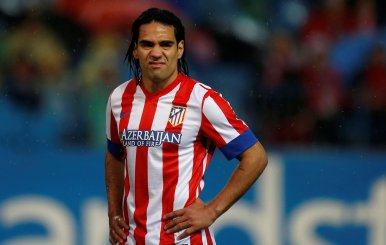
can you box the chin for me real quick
[150,71,170,81]
[149,74,164,82]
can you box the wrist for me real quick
[207,202,222,222]
[108,210,122,219]
[110,215,123,221]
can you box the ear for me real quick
[177,40,184,59]
[133,43,138,59]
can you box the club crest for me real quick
[168,105,187,127]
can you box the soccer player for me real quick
[105,8,268,245]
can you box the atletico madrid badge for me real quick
[168,105,187,127]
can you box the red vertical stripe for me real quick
[205,228,214,245]
[118,80,137,133]
[133,96,159,245]
[201,113,227,148]
[189,231,203,245]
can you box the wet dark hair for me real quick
[124,8,189,81]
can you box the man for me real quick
[105,8,268,245]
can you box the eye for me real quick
[139,41,154,48]
[160,41,174,48]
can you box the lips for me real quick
[149,61,165,68]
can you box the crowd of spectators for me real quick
[255,0,386,148]
[0,0,385,151]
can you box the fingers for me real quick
[163,213,198,240]
[109,215,128,244]
[115,216,130,230]
[164,216,189,232]
[170,223,198,241]
[177,227,193,240]
[109,229,123,245]
[162,200,213,240]
[162,209,184,221]
[164,217,195,241]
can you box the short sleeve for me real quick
[106,95,124,158]
[201,90,258,160]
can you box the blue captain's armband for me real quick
[220,129,258,160]
[107,139,124,158]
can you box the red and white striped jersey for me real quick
[106,73,257,245]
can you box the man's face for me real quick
[133,22,184,85]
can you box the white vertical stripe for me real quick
[145,84,180,244]
[201,152,209,190]
[203,97,239,143]
[177,112,182,125]
[110,81,130,120]
[173,147,194,210]
[176,236,190,245]
[201,229,208,245]
[126,234,135,245]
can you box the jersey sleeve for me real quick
[201,90,257,160]
[106,94,124,158]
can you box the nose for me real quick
[149,45,162,59]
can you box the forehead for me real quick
[138,22,176,41]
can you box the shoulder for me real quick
[110,79,137,99]
[181,77,219,105]
[182,75,216,95]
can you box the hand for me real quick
[109,215,129,244]
[162,199,216,240]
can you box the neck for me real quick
[142,72,179,93]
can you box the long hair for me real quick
[124,8,189,82]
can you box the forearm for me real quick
[105,151,125,218]
[207,142,268,219]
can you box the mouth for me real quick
[149,61,165,69]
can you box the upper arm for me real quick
[237,142,268,174]
[237,142,267,164]
[105,150,125,165]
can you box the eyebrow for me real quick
[138,40,175,46]
[159,40,175,46]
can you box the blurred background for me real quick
[0,0,385,245]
